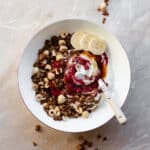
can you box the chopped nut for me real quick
[41,59,47,65]
[56,53,64,61]
[47,72,55,80]
[58,40,66,45]
[35,124,41,132]
[52,49,56,56]
[43,77,49,83]
[45,64,51,70]
[40,85,44,89]
[100,2,107,12]
[55,106,60,112]
[43,50,49,56]
[38,81,44,85]
[54,107,61,116]
[44,83,49,88]
[48,109,55,117]
[55,69,59,75]
[57,94,66,104]
[60,32,68,39]
[39,54,45,60]
[49,105,53,109]
[33,67,39,74]
[42,103,49,109]
[82,111,89,118]
[40,69,46,73]
[55,111,61,116]
[32,83,38,90]
[59,68,63,73]
[59,45,68,52]
[35,94,45,101]
[79,95,85,101]
[77,107,83,114]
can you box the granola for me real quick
[31,32,108,120]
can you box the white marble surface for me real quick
[0,0,150,150]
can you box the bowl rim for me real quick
[17,18,131,133]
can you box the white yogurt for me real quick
[71,53,100,85]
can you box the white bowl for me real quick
[18,19,131,133]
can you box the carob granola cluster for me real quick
[32,124,108,149]
[76,135,108,150]
[97,0,110,24]
[31,32,108,120]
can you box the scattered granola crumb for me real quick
[102,10,109,16]
[35,124,41,132]
[76,139,93,150]
[97,0,110,23]
[87,141,92,147]
[104,0,109,4]
[97,7,101,12]
[102,18,106,24]
[103,136,107,141]
[76,143,85,150]
[97,134,101,139]
[33,141,37,146]
[76,134,109,149]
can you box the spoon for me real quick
[98,79,127,124]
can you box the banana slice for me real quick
[71,31,106,55]
[89,38,106,55]
[80,34,95,50]
[71,32,86,49]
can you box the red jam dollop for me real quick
[64,52,108,95]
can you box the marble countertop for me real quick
[0,0,150,150]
